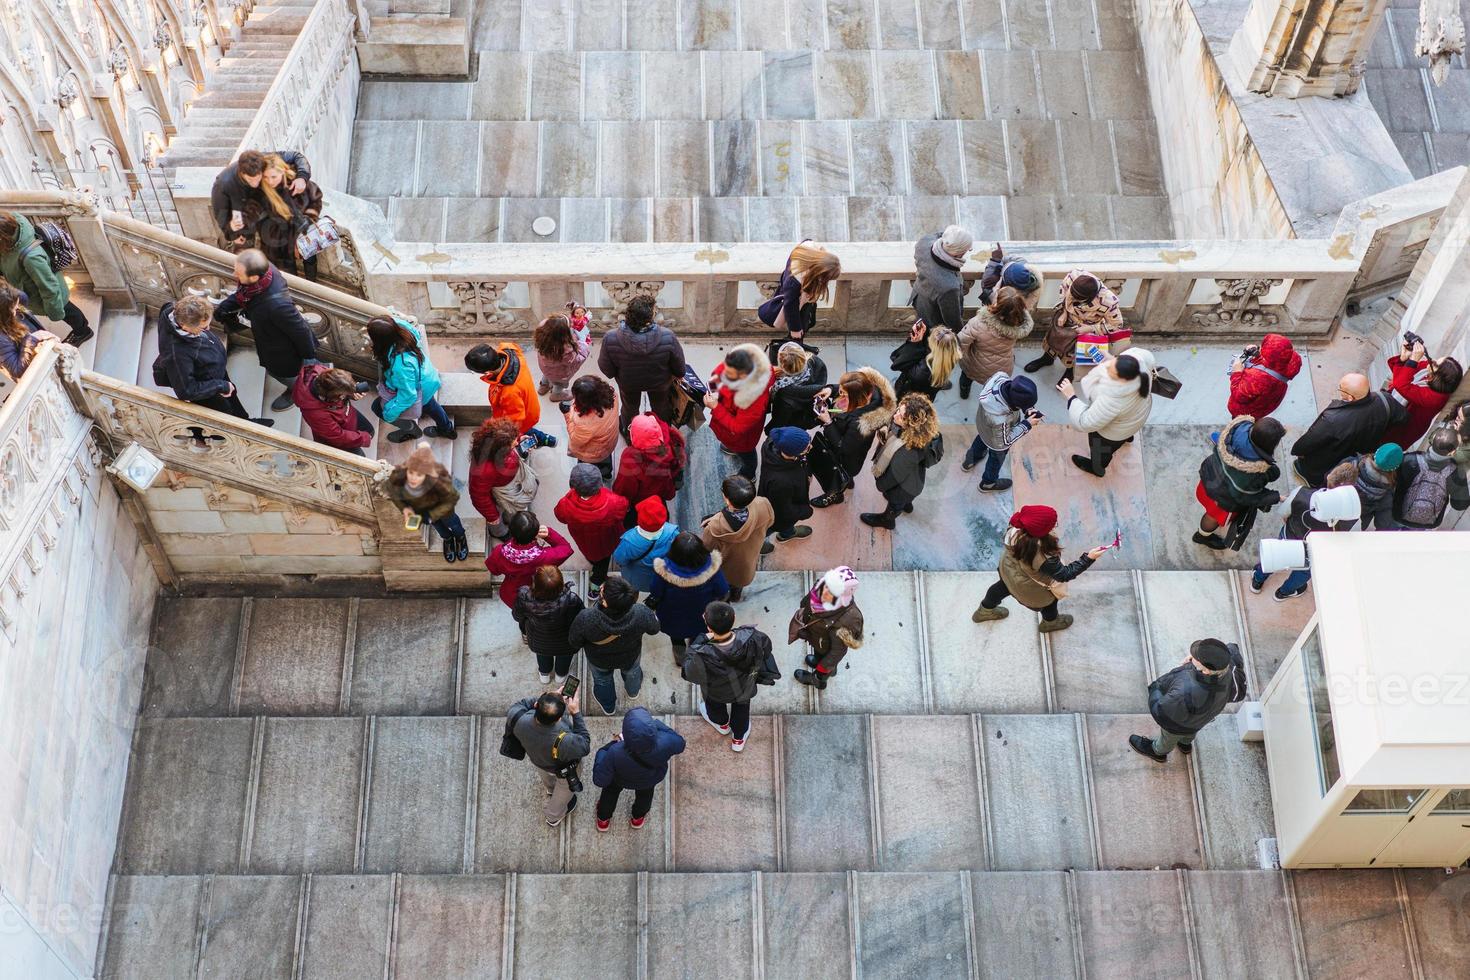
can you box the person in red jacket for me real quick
[703,343,774,479]
[612,412,686,521]
[485,511,573,607]
[465,340,556,446]
[554,462,629,601]
[1383,337,1462,448]
[1226,334,1301,419]
[292,364,375,454]
[468,418,522,540]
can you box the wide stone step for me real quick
[113,709,1268,877]
[140,567,1304,721]
[99,868,1456,980]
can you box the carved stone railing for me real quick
[232,0,361,181]
[62,357,391,526]
[0,189,394,376]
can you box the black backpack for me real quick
[1226,643,1249,704]
[498,704,532,760]
[26,220,78,271]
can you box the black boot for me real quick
[794,668,827,689]
[803,653,819,668]
[454,534,469,562]
[810,490,845,509]
[859,506,899,529]
[388,423,423,443]
[1023,352,1054,374]
[727,585,743,602]
[442,535,455,563]
[958,373,972,400]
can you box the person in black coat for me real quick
[210,149,312,249]
[1291,373,1407,486]
[758,427,815,542]
[810,367,897,508]
[511,566,585,684]
[681,601,778,751]
[765,341,828,431]
[861,394,945,529]
[151,295,272,426]
[1131,638,1236,763]
[568,576,662,714]
[597,294,687,434]
[212,248,319,412]
[590,706,686,831]
[890,319,960,400]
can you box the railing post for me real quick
[1136,275,1193,333]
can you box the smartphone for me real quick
[560,674,580,699]
[354,381,372,394]
[516,433,538,456]
[404,513,422,531]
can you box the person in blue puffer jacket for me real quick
[591,706,685,832]
[366,314,456,442]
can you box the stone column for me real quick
[1229,0,1390,97]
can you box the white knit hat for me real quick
[938,224,973,259]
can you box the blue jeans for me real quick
[371,395,453,433]
[431,510,465,541]
[590,661,643,712]
[1252,528,1310,594]
[963,436,1008,485]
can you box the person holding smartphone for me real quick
[971,505,1106,634]
[382,442,468,563]
[505,686,590,827]
[962,373,1040,493]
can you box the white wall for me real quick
[0,431,160,976]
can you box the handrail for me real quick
[65,362,391,525]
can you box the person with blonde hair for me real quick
[766,340,829,431]
[758,239,841,343]
[256,153,323,280]
[890,319,959,400]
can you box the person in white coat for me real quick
[1058,349,1156,476]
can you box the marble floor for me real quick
[349,0,1174,242]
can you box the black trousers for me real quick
[618,383,676,434]
[596,783,655,820]
[704,698,751,739]
[61,301,90,338]
[1088,431,1128,475]
[534,652,574,677]
[589,556,611,587]
[196,389,250,420]
[981,579,1059,621]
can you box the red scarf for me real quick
[234,263,275,304]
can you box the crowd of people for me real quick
[5,194,1469,824]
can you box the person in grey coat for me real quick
[1130,638,1235,763]
[910,225,972,334]
[961,373,1040,493]
[508,690,591,825]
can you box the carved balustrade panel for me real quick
[70,368,391,524]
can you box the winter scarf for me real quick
[235,264,276,304]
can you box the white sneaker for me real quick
[538,672,552,684]
[731,735,747,753]
[698,701,730,736]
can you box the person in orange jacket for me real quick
[465,341,557,446]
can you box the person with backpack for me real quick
[151,295,272,426]
[486,511,573,606]
[465,340,555,446]
[682,601,779,752]
[1393,427,1469,529]
[1192,416,1286,551]
[211,249,319,413]
[591,706,685,832]
[612,497,680,594]
[1226,334,1302,419]
[704,344,775,479]
[568,576,661,715]
[504,689,589,827]
[1130,638,1238,764]
[0,211,91,345]
[790,566,864,690]
[512,565,584,685]
[597,294,686,434]
[554,463,629,602]
[292,365,374,454]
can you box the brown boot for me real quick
[971,605,1009,623]
[1038,613,1074,633]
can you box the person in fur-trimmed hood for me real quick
[647,532,730,658]
[860,393,944,530]
[704,343,775,479]
[811,367,897,507]
[790,566,864,690]
[1193,416,1285,551]
[957,285,1034,399]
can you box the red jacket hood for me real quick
[555,487,629,524]
[1259,334,1301,378]
[292,362,334,407]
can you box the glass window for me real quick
[1431,789,1470,814]
[1343,788,1428,813]
[1301,627,1340,796]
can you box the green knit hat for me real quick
[1374,443,1403,471]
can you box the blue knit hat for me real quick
[1000,260,1039,294]
[770,427,811,457]
[999,376,1038,410]
[1374,443,1403,471]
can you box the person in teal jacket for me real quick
[612,496,680,594]
[0,212,92,345]
[366,315,456,442]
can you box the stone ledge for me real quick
[357,18,469,78]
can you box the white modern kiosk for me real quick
[1261,532,1470,868]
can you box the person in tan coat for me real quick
[957,286,1034,399]
[700,475,775,602]
[970,506,1106,633]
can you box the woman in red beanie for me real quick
[970,506,1107,633]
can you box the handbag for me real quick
[1074,327,1133,367]
[499,704,532,759]
[1152,366,1183,400]
[295,215,341,260]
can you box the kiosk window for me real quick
[1343,788,1427,813]
[1431,789,1470,814]
[1301,628,1340,796]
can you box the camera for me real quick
[558,762,583,794]
[1240,344,1260,362]
[354,381,372,394]
[1403,330,1423,349]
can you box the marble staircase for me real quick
[159,0,318,171]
